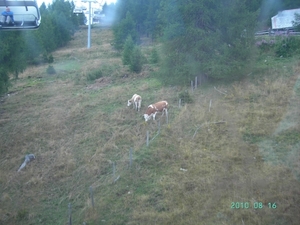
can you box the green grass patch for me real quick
[54,60,82,72]
[87,69,103,81]
[274,129,300,145]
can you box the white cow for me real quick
[144,101,168,122]
[127,94,142,111]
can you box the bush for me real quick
[129,46,144,73]
[179,90,193,104]
[275,36,300,57]
[149,48,159,64]
[43,53,54,64]
[48,54,54,63]
[46,65,56,75]
[87,69,103,81]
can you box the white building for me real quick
[271,8,300,30]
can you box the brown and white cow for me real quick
[144,101,168,122]
[127,94,142,111]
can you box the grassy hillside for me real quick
[0,27,300,225]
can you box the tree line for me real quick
[111,0,300,84]
[0,0,85,94]
[1,0,300,94]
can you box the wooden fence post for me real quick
[113,162,116,178]
[68,203,72,225]
[146,131,149,147]
[158,120,161,132]
[166,112,169,124]
[129,148,133,168]
[89,186,94,209]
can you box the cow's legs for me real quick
[153,112,157,120]
[137,101,140,111]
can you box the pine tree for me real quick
[112,11,138,50]
[122,35,135,65]
[129,46,144,73]
[158,0,260,83]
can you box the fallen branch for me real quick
[192,124,206,139]
[210,121,226,124]
[18,154,35,172]
[214,86,227,95]
[113,175,120,183]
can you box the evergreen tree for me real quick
[0,32,26,80]
[0,68,9,94]
[37,13,57,52]
[144,0,162,39]
[158,0,259,84]
[122,35,135,65]
[129,46,144,73]
[112,11,138,50]
[113,0,157,40]
[0,28,25,92]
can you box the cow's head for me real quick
[127,100,132,107]
[144,114,151,122]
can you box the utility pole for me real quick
[82,0,98,49]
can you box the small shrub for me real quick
[16,208,28,221]
[149,48,159,64]
[87,69,103,81]
[48,54,54,63]
[46,65,56,75]
[178,91,193,104]
[43,53,54,63]
[275,36,300,57]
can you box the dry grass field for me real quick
[0,26,300,225]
